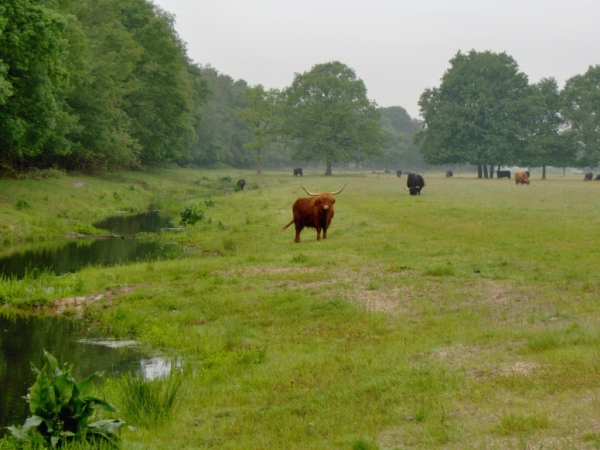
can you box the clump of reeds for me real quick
[117,371,184,428]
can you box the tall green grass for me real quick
[116,372,183,428]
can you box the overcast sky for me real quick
[152,0,600,119]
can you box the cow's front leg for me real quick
[316,226,322,241]
[322,227,327,240]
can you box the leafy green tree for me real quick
[282,61,384,175]
[119,1,199,165]
[236,85,281,174]
[416,50,532,178]
[562,65,600,168]
[186,66,252,167]
[0,0,76,169]
[59,0,144,170]
[520,78,574,178]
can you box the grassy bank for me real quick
[3,169,600,449]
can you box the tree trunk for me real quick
[324,159,332,176]
[256,149,262,174]
[497,165,501,178]
[477,164,482,178]
[542,165,546,180]
[483,164,488,179]
[489,164,494,179]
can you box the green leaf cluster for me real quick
[0,0,209,173]
[562,65,600,167]
[6,351,130,448]
[179,205,204,226]
[280,61,385,175]
[416,50,600,172]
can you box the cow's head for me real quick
[301,184,347,211]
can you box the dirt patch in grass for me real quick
[53,284,143,315]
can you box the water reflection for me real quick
[0,211,180,279]
[0,239,180,279]
[0,314,166,431]
[93,211,174,236]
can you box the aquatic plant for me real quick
[179,205,204,226]
[6,351,131,448]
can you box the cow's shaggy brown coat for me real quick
[282,185,347,243]
[515,171,530,185]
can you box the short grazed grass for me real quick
[2,169,600,449]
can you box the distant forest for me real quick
[0,0,424,175]
[2,1,599,177]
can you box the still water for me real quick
[0,313,170,432]
[0,211,179,279]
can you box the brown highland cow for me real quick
[515,171,530,185]
[281,184,347,243]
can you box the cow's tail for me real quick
[281,219,294,232]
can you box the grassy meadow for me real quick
[2,168,600,449]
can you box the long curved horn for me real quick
[331,183,348,195]
[301,186,319,196]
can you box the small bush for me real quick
[112,192,122,201]
[203,198,215,208]
[15,200,30,210]
[179,205,204,226]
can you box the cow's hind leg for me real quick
[295,224,303,243]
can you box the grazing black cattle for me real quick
[446,170,453,178]
[406,173,425,195]
[396,170,402,177]
[293,168,303,177]
[584,172,593,181]
[594,175,600,181]
[497,170,511,179]
[236,179,245,190]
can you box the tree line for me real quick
[416,50,600,178]
[3,2,600,176]
[0,0,422,176]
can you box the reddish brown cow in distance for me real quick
[515,171,530,185]
[281,184,347,243]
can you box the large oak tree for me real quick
[281,61,384,176]
[562,65,600,168]
[416,50,532,178]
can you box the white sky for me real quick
[152,0,600,119]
